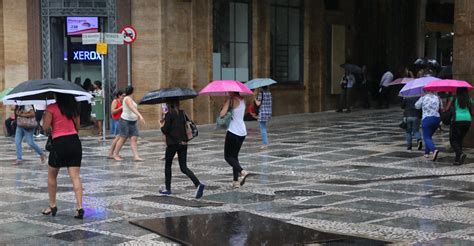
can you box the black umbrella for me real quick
[139,87,197,105]
[438,66,452,79]
[340,63,362,74]
[2,78,92,104]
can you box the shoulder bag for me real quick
[16,116,37,130]
[216,99,233,129]
[183,111,198,141]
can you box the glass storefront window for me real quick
[270,0,303,84]
[213,0,251,82]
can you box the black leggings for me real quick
[224,131,246,181]
[450,121,471,161]
[164,144,200,191]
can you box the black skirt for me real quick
[48,134,82,168]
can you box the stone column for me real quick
[453,0,474,147]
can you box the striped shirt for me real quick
[257,91,272,122]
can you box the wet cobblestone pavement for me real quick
[1,108,474,245]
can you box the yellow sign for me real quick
[96,43,108,55]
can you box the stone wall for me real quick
[453,0,474,147]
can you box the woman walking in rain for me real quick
[41,93,84,219]
[444,87,472,165]
[107,89,124,159]
[220,92,249,188]
[401,97,422,151]
[110,86,146,161]
[415,90,442,161]
[254,86,272,148]
[158,99,205,198]
[14,105,46,165]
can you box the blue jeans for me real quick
[15,126,44,160]
[259,121,268,145]
[405,117,421,148]
[110,119,120,135]
[421,116,440,154]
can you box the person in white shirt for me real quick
[336,71,355,113]
[378,70,393,108]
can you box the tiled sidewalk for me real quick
[0,108,473,245]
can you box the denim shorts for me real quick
[119,118,139,137]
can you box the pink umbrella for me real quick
[423,79,473,93]
[389,77,414,86]
[199,80,253,96]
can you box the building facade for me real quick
[0,0,466,132]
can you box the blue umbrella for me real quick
[245,78,277,90]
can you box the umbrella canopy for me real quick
[423,79,473,93]
[2,78,92,105]
[199,80,253,96]
[139,87,198,105]
[399,76,440,97]
[389,77,414,86]
[245,78,277,90]
[0,87,13,101]
[340,63,362,74]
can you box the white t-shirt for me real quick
[228,99,247,137]
[121,97,138,121]
[379,71,394,87]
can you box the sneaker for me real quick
[195,184,205,199]
[432,150,439,162]
[407,146,412,151]
[459,153,467,165]
[13,159,22,165]
[240,171,249,186]
[453,161,461,166]
[232,181,240,188]
[158,189,172,196]
[417,140,423,151]
[336,109,343,113]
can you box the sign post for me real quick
[120,26,138,86]
[82,27,137,141]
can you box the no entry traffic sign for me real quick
[120,25,137,44]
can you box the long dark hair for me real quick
[125,86,134,96]
[166,99,180,114]
[55,93,79,119]
[456,87,470,109]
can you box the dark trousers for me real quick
[338,88,350,110]
[164,144,200,191]
[224,131,246,181]
[35,110,44,135]
[450,121,471,161]
[378,86,390,108]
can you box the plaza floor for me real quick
[1,108,474,245]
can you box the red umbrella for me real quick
[423,79,473,93]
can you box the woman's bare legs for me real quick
[108,135,120,158]
[67,166,83,209]
[47,166,60,208]
[131,136,143,161]
[112,136,127,160]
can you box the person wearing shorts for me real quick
[110,86,146,161]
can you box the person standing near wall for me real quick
[378,70,394,109]
[254,86,272,148]
[336,71,355,113]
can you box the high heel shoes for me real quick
[74,208,84,219]
[41,206,57,217]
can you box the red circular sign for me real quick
[120,25,137,44]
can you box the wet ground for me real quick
[1,108,474,245]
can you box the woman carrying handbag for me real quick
[14,105,46,165]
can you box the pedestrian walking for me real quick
[107,89,124,159]
[401,97,422,151]
[41,93,84,219]
[110,86,146,161]
[378,70,393,109]
[415,91,442,161]
[254,86,272,148]
[220,92,249,188]
[336,71,355,113]
[444,87,472,165]
[14,105,46,165]
[158,99,205,198]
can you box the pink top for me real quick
[46,104,77,139]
